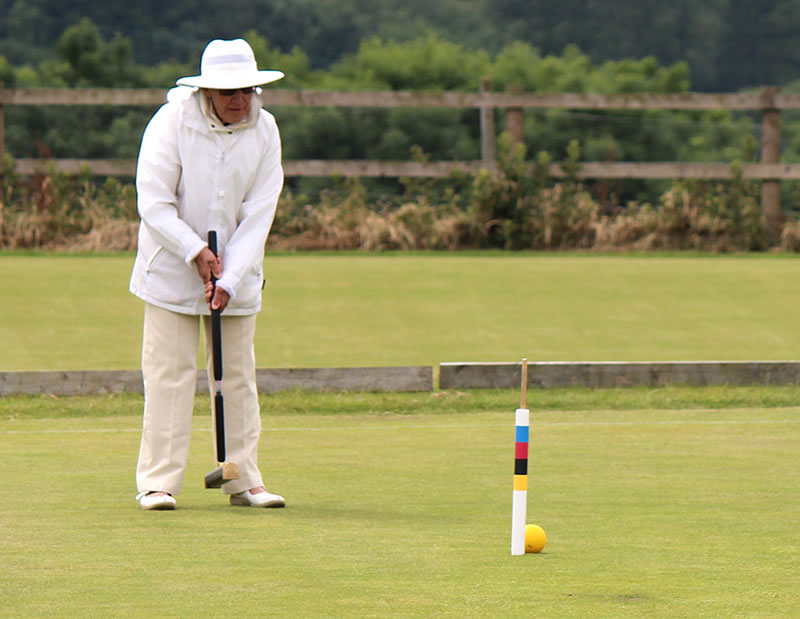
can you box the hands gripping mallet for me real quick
[204,231,241,488]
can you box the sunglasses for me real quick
[217,87,256,96]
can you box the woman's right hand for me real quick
[194,247,222,284]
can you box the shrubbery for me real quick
[0,157,138,251]
[0,139,788,253]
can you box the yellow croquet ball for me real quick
[525,524,547,553]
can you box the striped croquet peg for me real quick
[511,406,530,555]
[511,358,529,556]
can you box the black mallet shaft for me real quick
[204,230,240,489]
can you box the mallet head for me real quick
[204,462,240,488]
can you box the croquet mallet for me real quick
[204,230,240,488]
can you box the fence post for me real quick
[505,85,524,149]
[760,87,782,242]
[0,83,4,168]
[480,77,495,166]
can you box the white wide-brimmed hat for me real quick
[176,39,284,89]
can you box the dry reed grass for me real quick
[0,159,789,253]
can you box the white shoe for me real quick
[230,489,285,508]
[136,491,176,511]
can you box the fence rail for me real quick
[13,158,800,181]
[0,85,795,237]
[4,86,800,109]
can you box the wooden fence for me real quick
[2,84,800,238]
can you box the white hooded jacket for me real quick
[129,86,283,315]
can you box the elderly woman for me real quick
[130,39,285,510]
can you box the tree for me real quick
[57,18,140,87]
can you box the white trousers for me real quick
[136,303,264,496]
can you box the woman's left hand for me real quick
[205,281,230,312]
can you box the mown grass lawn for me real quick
[3,252,799,616]
[4,251,800,371]
[1,389,798,617]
